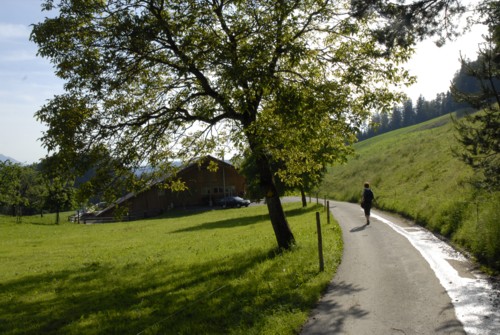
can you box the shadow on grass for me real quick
[171,213,269,233]
[171,204,320,234]
[0,247,319,335]
[285,205,321,218]
[0,216,58,226]
[18,220,59,226]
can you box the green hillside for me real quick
[318,114,500,271]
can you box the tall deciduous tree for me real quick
[31,0,460,249]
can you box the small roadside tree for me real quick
[451,0,500,191]
[44,177,75,224]
[32,0,463,249]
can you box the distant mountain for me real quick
[0,154,19,163]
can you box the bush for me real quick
[454,192,500,270]
[436,200,468,237]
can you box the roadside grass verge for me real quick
[0,202,342,334]
[318,114,499,271]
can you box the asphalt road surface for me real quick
[299,200,498,335]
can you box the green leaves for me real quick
[0,162,48,217]
[32,0,412,158]
[31,0,430,205]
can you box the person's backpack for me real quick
[362,189,374,207]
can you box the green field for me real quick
[0,203,342,334]
[318,114,500,271]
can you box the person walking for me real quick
[361,182,374,225]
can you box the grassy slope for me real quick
[318,114,499,270]
[320,115,473,228]
[0,203,342,335]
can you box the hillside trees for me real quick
[358,89,471,140]
[31,0,464,249]
[0,161,30,219]
[0,162,47,219]
[0,161,76,222]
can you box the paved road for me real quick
[300,200,466,335]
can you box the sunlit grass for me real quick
[0,202,342,334]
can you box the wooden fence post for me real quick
[327,201,330,224]
[316,212,324,272]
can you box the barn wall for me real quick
[101,157,246,219]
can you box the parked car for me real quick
[217,196,251,208]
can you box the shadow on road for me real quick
[435,301,466,334]
[349,224,368,233]
[301,281,368,334]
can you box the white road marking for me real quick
[371,212,500,335]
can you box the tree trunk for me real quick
[242,111,295,249]
[256,154,295,249]
[300,188,307,207]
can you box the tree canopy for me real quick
[32,0,464,248]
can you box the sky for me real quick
[0,0,488,164]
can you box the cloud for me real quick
[0,23,31,40]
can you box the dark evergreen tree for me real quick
[415,95,428,123]
[403,98,415,127]
[380,112,390,134]
[434,93,445,116]
[391,105,403,130]
[452,0,500,191]
[368,113,382,137]
[443,91,460,115]
[452,61,482,95]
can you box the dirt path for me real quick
[299,200,499,335]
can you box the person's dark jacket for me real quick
[363,188,374,207]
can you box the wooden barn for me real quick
[98,156,246,219]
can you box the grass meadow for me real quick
[0,202,342,334]
[318,114,500,271]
